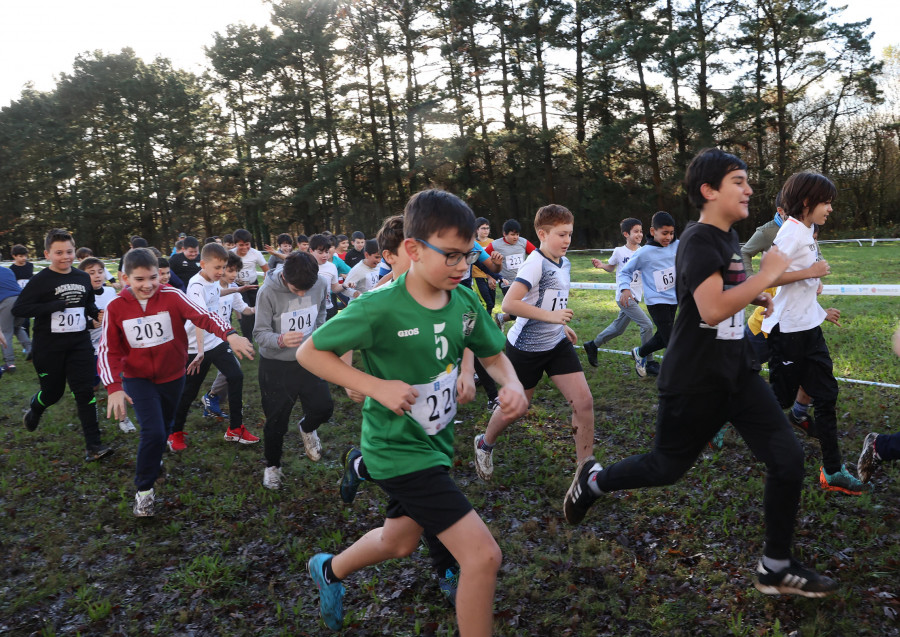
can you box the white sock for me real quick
[586,465,603,496]
[762,556,790,572]
[352,456,364,480]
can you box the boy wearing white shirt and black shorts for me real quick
[231,228,267,342]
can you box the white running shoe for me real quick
[474,434,494,481]
[300,428,323,462]
[118,416,137,433]
[133,489,155,517]
[263,466,286,490]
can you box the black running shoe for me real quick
[85,444,114,462]
[563,455,601,525]
[583,340,599,367]
[340,447,363,504]
[788,409,816,437]
[23,408,40,432]
[754,559,838,598]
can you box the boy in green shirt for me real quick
[298,189,528,634]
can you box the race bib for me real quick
[539,288,569,312]
[366,270,381,291]
[238,267,256,284]
[505,253,524,271]
[653,266,675,292]
[123,312,174,348]
[280,306,316,336]
[716,310,745,340]
[218,302,232,321]
[410,366,458,435]
[51,308,86,333]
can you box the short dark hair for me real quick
[281,251,320,291]
[158,257,170,269]
[77,257,105,272]
[11,244,28,256]
[651,211,676,229]
[182,236,199,249]
[336,234,348,244]
[685,148,748,210]
[534,204,573,232]
[775,189,784,210]
[45,228,74,251]
[201,243,229,262]
[130,236,148,248]
[233,229,253,243]
[276,233,293,246]
[204,237,218,245]
[123,247,158,274]
[308,234,331,252]
[376,215,404,255]
[351,231,365,241]
[296,234,309,245]
[148,247,162,257]
[175,240,184,250]
[75,247,93,259]
[502,219,521,235]
[223,234,234,244]
[364,239,379,255]
[620,218,642,234]
[780,172,837,221]
[474,217,490,228]
[404,190,475,243]
[226,253,243,270]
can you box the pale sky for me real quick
[0,0,897,108]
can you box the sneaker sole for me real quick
[818,470,865,496]
[86,448,114,462]
[857,434,877,483]
[753,581,834,598]
[563,455,597,525]
[224,433,259,444]
[473,436,493,481]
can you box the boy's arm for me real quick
[772,260,830,286]
[524,240,537,253]
[174,289,254,359]
[297,339,419,415]
[501,280,573,325]
[252,290,284,351]
[740,227,773,273]
[11,277,67,318]
[457,349,477,404]
[693,246,790,326]
[97,303,128,394]
[592,258,615,273]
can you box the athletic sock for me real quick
[791,401,809,419]
[352,456,367,481]
[477,435,495,452]
[762,556,790,572]
[322,556,341,584]
[137,489,152,498]
[587,468,603,496]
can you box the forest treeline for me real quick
[1,0,898,255]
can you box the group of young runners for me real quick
[5,147,899,635]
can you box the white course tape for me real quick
[571,282,900,296]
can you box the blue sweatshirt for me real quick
[616,240,679,305]
[0,267,22,303]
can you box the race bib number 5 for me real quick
[123,312,174,348]
[653,266,675,292]
[410,366,459,435]
[280,306,316,336]
[51,308,86,333]
[539,288,569,312]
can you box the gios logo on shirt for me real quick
[462,311,476,336]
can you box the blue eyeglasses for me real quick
[416,239,481,266]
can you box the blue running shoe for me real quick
[438,566,459,607]
[308,553,344,631]
[201,392,228,419]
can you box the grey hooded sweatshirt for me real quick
[253,268,329,361]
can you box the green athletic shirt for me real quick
[312,272,506,479]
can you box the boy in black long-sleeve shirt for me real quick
[12,229,112,461]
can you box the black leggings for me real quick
[173,341,244,432]
[31,343,102,448]
[239,288,258,343]
[595,373,804,560]
[638,303,677,357]
[475,278,496,315]
[259,356,333,467]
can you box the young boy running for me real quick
[310,234,352,319]
[201,253,256,420]
[168,243,258,451]
[254,251,333,487]
[98,248,254,516]
[12,229,111,461]
[615,211,678,378]
[473,204,595,487]
[79,257,135,433]
[564,148,838,598]
[761,172,867,495]
[231,229,267,342]
[8,244,34,361]
[342,239,381,299]
[298,190,528,634]
[583,217,653,368]
[487,219,536,327]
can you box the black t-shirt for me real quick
[8,262,34,288]
[657,221,757,394]
[11,267,97,351]
[343,248,365,268]
[169,253,201,285]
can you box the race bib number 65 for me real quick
[122,312,174,348]
[410,367,459,435]
[653,266,675,292]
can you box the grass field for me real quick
[1,243,899,636]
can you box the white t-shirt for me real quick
[608,245,643,303]
[507,250,570,352]
[761,217,827,334]
[318,261,339,309]
[184,273,223,353]
[89,287,118,353]
[232,248,267,285]
[218,282,249,326]
[345,261,379,298]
